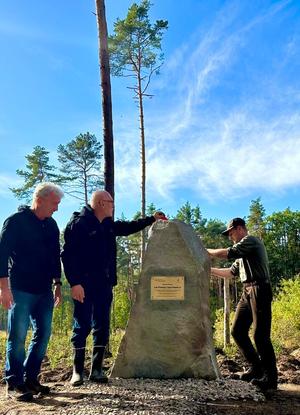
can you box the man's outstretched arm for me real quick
[207,248,228,259]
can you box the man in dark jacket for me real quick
[0,182,63,401]
[62,190,166,386]
[207,218,277,391]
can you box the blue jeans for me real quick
[71,284,113,350]
[5,289,54,386]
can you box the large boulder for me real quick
[111,220,220,379]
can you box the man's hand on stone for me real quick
[154,211,167,221]
[207,249,214,258]
[0,287,14,309]
[71,284,85,303]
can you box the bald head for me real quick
[90,190,114,221]
[90,191,112,208]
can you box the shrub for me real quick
[213,307,237,356]
[272,275,300,350]
[111,282,131,330]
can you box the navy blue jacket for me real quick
[0,206,61,294]
[61,205,155,288]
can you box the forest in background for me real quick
[0,0,299,372]
[0,197,299,369]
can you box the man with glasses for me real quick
[207,217,277,391]
[62,190,166,386]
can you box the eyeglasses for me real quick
[101,199,114,204]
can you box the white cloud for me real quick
[114,0,300,204]
[116,110,300,202]
[0,174,21,197]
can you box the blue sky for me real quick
[0,0,299,230]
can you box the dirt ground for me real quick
[214,349,300,415]
[0,350,299,415]
[202,384,300,415]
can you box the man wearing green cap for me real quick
[207,217,277,391]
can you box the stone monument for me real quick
[111,220,220,379]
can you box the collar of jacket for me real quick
[79,204,94,217]
[18,204,52,224]
[79,205,113,224]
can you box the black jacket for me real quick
[61,205,155,288]
[0,206,61,294]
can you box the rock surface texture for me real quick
[112,220,219,379]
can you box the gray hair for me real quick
[33,182,64,200]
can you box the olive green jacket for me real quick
[228,235,270,284]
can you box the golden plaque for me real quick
[151,276,184,300]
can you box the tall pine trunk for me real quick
[95,0,114,200]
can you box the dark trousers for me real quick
[231,283,277,380]
[71,284,113,350]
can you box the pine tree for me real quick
[247,197,266,239]
[57,132,104,204]
[10,146,63,202]
[108,0,168,258]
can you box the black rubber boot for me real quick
[89,346,108,383]
[251,366,278,391]
[70,348,85,386]
[251,373,278,390]
[240,365,263,382]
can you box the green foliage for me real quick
[175,202,207,233]
[111,280,131,330]
[209,289,219,326]
[175,203,229,271]
[272,275,300,350]
[174,202,228,248]
[213,308,237,355]
[247,197,266,239]
[130,204,164,219]
[57,132,104,205]
[1,199,299,369]
[10,146,64,202]
[246,198,299,287]
[264,208,300,285]
[0,331,6,368]
[146,202,157,216]
[213,276,300,356]
[109,329,125,359]
[47,332,73,369]
[116,205,161,281]
[51,284,73,336]
[201,219,229,250]
[10,132,104,206]
[108,0,168,83]
[117,222,141,281]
